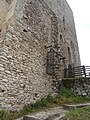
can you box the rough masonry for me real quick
[0,0,80,111]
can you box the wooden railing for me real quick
[64,66,90,78]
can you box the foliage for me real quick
[1,88,90,120]
[63,106,90,120]
[57,87,90,105]
[0,95,56,120]
[0,110,14,120]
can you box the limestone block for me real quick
[23,116,41,120]
[0,0,81,111]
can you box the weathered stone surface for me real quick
[22,107,68,120]
[23,116,41,120]
[63,103,90,110]
[0,0,80,110]
[63,78,90,97]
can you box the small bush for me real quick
[58,87,75,98]
[0,110,14,120]
[34,95,55,109]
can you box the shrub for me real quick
[0,110,14,120]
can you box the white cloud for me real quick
[67,0,90,65]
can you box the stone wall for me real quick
[63,78,90,97]
[44,0,81,67]
[0,0,81,111]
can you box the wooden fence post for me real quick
[83,65,86,77]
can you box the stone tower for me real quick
[0,0,80,110]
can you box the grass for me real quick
[57,87,90,105]
[1,87,90,120]
[0,95,57,120]
[0,110,14,120]
[63,106,90,120]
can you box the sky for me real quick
[66,0,90,65]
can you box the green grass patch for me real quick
[0,95,57,120]
[57,87,90,105]
[63,106,90,120]
[1,87,90,120]
[0,110,14,120]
